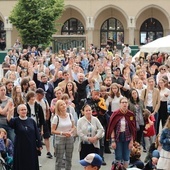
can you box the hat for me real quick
[113,67,121,72]
[36,88,46,95]
[79,153,102,167]
[152,150,160,159]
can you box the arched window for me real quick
[140,18,163,44]
[100,18,124,47]
[0,20,6,39]
[61,18,85,35]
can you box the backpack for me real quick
[111,162,126,170]
[55,113,72,128]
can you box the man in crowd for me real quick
[79,153,102,170]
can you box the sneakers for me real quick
[102,160,107,166]
[47,152,53,159]
[105,147,111,154]
[39,163,42,167]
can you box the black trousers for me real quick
[157,101,169,134]
[80,143,99,160]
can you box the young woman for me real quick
[136,79,146,98]
[65,81,78,108]
[157,78,170,134]
[0,128,14,164]
[106,83,123,114]
[61,93,78,126]
[122,66,132,98]
[131,75,140,89]
[86,78,96,98]
[14,70,28,86]
[156,65,170,84]
[20,78,29,102]
[0,83,15,143]
[128,89,145,144]
[157,116,170,169]
[77,104,104,160]
[51,100,75,170]
[12,85,25,116]
[50,87,63,115]
[107,97,136,168]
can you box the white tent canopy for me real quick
[140,35,170,53]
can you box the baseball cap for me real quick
[79,153,102,167]
[152,150,160,159]
[36,88,46,95]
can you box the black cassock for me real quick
[8,117,42,170]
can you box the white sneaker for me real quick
[39,163,42,167]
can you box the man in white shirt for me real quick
[35,88,52,159]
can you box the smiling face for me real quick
[18,104,27,118]
[82,105,92,119]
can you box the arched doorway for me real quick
[140,18,163,45]
[100,18,124,48]
[0,20,6,50]
[53,18,86,52]
[0,20,6,39]
[61,18,85,35]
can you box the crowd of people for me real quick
[0,43,170,170]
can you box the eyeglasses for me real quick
[120,101,128,104]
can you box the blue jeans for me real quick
[115,132,130,163]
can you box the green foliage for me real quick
[9,0,64,47]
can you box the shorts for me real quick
[43,121,50,139]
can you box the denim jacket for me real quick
[0,138,14,157]
[160,128,170,151]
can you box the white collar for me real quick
[19,116,27,120]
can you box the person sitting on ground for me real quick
[79,153,102,170]
[144,134,162,163]
[129,141,144,169]
[143,150,160,170]
[0,128,14,166]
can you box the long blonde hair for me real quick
[0,128,9,147]
[55,99,66,116]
